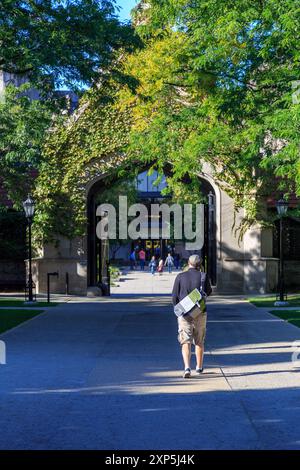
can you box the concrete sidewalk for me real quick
[0,294,300,449]
[111,268,179,295]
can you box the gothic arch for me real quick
[86,165,219,289]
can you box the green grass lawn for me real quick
[0,299,58,307]
[249,295,300,308]
[269,309,300,329]
[0,309,44,334]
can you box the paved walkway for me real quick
[111,268,179,295]
[0,283,300,449]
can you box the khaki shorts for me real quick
[177,312,207,347]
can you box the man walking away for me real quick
[172,254,212,378]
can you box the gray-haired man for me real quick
[172,254,212,378]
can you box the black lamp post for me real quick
[208,191,216,285]
[23,195,35,302]
[275,194,289,306]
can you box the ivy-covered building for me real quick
[30,161,300,296]
[1,72,299,296]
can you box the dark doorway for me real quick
[203,184,217,286]
[0,210,26,291]
[87,178,110,288]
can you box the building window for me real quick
[136,171,167,194]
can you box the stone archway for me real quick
[31,161,278,295]
[86,167,219,293]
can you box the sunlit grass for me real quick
[0,309,44,334]
[0,299,58,307]
[269,309,300,329]
[249,295,300,308]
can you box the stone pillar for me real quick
[243,225,278,294]
[216,190,246,293]
[31,236,88,295]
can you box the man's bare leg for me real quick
[182,343,191,369]
[195,345,204,370]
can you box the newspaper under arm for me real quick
[174,288,202,317]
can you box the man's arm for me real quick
[172,275,180,306]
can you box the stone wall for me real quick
[31,236,88,295]
[31,257,87,295]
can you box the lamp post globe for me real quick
[274,194,289,307]
[23,195,35,221]
[276,196,289,217]
[23,194,35,302]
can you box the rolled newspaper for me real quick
[174,288,202,317]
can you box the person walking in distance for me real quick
[154,245,161,258]
[149,256,157,276]
[174,252,180,270]
[172,254,212,378]
[165,253,174,273]
[157,258,164,275]
[129,250,136,270]
[139,248,146,271]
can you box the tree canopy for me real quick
[33,77,134,243]
[0,84,56,206]
[0,0,139,210]
[1,0,300,245]
[123,0,300,228]
[0,0,137,89]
